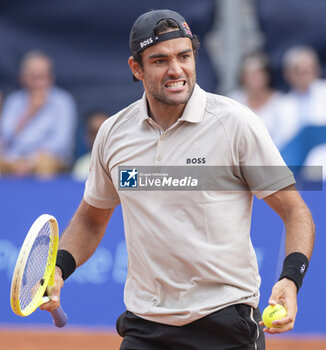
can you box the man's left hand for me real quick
[260,278,297,334]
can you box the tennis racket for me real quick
[10,214,68,327]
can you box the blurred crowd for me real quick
[0,50,108,181]
[229,45,326,181]
[0,44,325,181]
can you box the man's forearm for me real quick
[283,202,315,259]
[58,199,114,267]
[264,186,315,260]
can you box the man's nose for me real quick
[167,60,183,76]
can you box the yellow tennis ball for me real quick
[262,304,287,328]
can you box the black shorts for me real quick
[116,304,265,350]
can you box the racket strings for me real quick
[20,222,54,311]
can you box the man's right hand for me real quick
[39,266,64,312]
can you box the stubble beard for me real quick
[146,74,196,107]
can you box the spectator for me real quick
[278,45,326,151]
[72,110,108,181]
[0,50,77,177]
[229,53,284,148]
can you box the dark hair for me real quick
[132,18,200,81]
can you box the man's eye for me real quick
[154,59,166,64]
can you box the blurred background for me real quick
[1,0,326,349]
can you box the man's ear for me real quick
[128,56,144,81]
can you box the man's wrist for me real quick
[279,252,309,293]
[278,276,298,290]
[55,249,76,281]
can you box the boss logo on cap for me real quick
[140,37,153,49]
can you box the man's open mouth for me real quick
[165,80,186,88]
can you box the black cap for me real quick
[129,9,193,56]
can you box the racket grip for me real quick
[51,305,68,328]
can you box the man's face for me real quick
[286,54,319,92]
[21,57,53,91]
[136,37,196,107]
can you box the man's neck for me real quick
[147,100,186,131]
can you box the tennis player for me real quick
[41,9,315,350]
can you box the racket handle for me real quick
[51,305,68,328]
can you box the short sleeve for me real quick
[83,122,120,209]
[235,108,296,198]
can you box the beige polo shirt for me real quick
[84,84,295,326]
